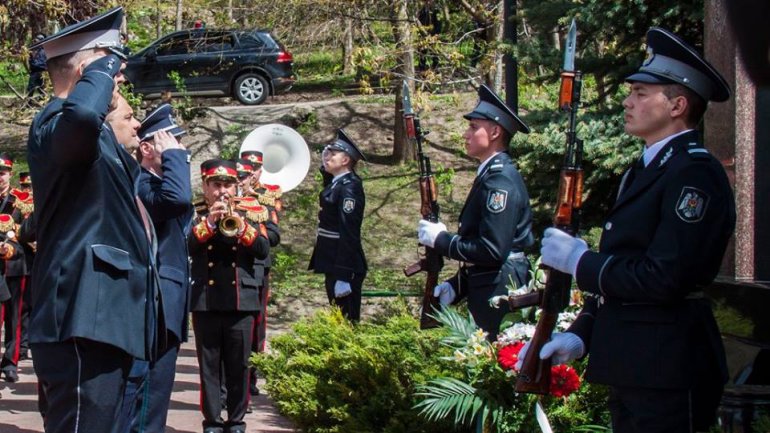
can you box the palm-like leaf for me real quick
[415,377,483,425]
[429,307,478,348]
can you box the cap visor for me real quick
[625,72,675,84]
[170,127,186,138]
[463,111,487,121]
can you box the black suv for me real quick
[124,29,294,105]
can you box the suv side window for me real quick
[196,32,236,53]
[237,33,266,49]
[155,33,193,56]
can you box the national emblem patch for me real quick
[486,190,508,214]
[675,186,709,223]
[343,198,356,214]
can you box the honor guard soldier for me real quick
[417,85,534,339]
[525,28,735,432]
[15,171,34,362]
[190,159,270,433]
[241,150,284,215]
[0,154,29,382]
[121,104,192,433]
[26,8,160,433]
[309,130,367,322]
[236,157,280,395]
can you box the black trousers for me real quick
[31,338,133,433]
[324,272,365,322]
[1,276,26,370]
[608,383,722,433]
[251,268,271,353]
[193,311,254,430]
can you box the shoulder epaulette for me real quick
[686,142,711,160]
[0,214,15,233]
[193,199,208,214]
[245,205,269,223]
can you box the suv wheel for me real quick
[234,73,269,105]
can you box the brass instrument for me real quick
[239,124,311,192]
[218,196,245,237]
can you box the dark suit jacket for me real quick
[433,151,534,335]
[569,130,734,390]
[308,171,367,281]
[137,149,193,343]
[26,56,156,360]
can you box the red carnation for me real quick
[497,341,525,371]
[550,364,581,397]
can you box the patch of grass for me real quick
[0,61,29,95]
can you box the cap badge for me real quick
[643,48,655,67]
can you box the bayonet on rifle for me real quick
[402,81,443,329]
[513,18,584,394]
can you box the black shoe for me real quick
[227,427,246,433]
[18,350,30,361]
[3,369,18,383]
[203,427,224,433]
[249,382,260,396]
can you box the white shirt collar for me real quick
[477,151,503,176]
[642,129,692,167]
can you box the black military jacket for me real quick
[433,152,533,333]
[308,171,367,281]
[189,207,270,312]
[569,130,734,390]
[26,55,156,360]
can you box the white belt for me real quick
[317,228,340,239]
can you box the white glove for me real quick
[514,332,585,372]
[540,227,588,276]
[417,219,447,248]
[333,280,352,298]
[432,281,456,305]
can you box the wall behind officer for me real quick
[190,159,269,433]
[523,28,735,433]
[121,104,192,433]
[308,130,367,322]
[26,8,159,433]
[417,85,534,340]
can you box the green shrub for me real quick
[253,304,462,433]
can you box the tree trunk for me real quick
[228,0,234,22]
[392,0,415,164]
[343,17,354,75]
[492,0,505,93]
[175,0,183,30]
[156,0,162,39]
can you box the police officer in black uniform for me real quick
[309,130,367,322]
[190,159,270,433]
[26,8,159,433]
[528,28,735,433]
[417,85,533,339]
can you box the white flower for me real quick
[557,311,578,331]
[454,349,467,363]
[472,343,487,356]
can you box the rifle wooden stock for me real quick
[508,291,543,309]
[419,249,443,329]
[514,307,558,394]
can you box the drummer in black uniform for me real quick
[190,159,270,433]
[530,28,735,432]
[416,85,534,339]
[309,130,367,322]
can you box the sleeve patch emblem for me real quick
[486,190,508,214]
[675,186,709,223]
[342,198,356,214]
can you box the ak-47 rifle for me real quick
[513,19,584,394]
[401,81,444,330]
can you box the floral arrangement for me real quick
[415,287,609,433]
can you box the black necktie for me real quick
[620,157,645,196]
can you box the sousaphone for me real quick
[239,124,311,192]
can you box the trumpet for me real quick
[218,195,245,237]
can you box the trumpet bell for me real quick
[240,124,311,192]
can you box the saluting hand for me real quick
[153,130,184,152]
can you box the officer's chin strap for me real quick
[535,399,554,433]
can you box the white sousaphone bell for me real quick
[239,124,311,192]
